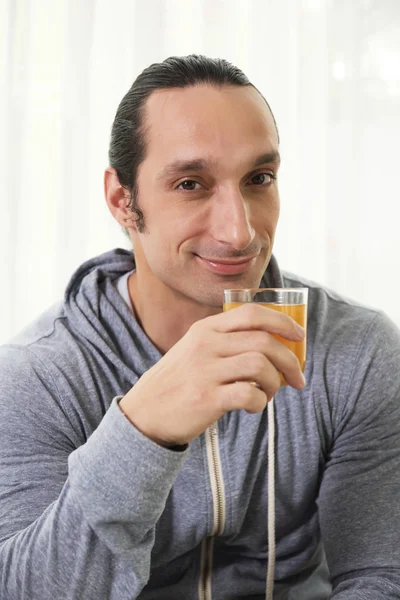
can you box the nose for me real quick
[210,187,256,251]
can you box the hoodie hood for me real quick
[63,248,160,383]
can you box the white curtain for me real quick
[1,0,400,343]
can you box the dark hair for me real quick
[108,54,278,233]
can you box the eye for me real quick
[249,172,276,186]
[176,179,202,191]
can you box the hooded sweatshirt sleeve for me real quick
[316,311,400,598]
[0,344,188,600]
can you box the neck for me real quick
[127,270,220,354]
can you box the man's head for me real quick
[105,55,280,308]
[108,55,279,233]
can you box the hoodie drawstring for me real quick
[266,397,276,600]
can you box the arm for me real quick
[317,312,400,598]
[0,345,187,600]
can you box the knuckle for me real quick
[262,369,280,399]
[261,332,274,352]
[271,371,282,393]
[247,352,266,374]
[189,320,202,335]
[247,391,267,414]
[188,321,208,348]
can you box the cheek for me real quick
[156,203,209,243]
[253,195,280,231]
[140,210,200,259]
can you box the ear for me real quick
[104,168,138,229]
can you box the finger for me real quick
[209,303,305,341]
[213,330,291,359]
[217,352,282,398]
[216,381,269,415]
[216,351,305,391]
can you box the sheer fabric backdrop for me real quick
[1,0,400,342]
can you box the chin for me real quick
[194,275,264,309]
[218,263,266,289]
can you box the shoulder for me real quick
[283,270,380,321]
[0,342,86,453]
[5,300,97,379]
[281,270,394,351]
[9,301,67,347]
[3,302,89,399]
[0,342,60,397]
[0,308,95,446]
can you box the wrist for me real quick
[117,398,187,451]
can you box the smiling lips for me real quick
[196,254,258,275]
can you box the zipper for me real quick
[207,422,226,535]
[198,537,213,600]
[198,421,226,600]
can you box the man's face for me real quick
[131,84,280,308]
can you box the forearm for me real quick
[0,399,188,599]
[0,482,144,599]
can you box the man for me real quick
[0,55,399,600]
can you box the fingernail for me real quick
[300,372,306,386]
[295,323,305,338]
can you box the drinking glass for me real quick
[223,288,308,386]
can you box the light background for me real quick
[1,0,400,343]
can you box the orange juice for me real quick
[223,302,307,385]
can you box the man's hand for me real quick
[119,304,306,447]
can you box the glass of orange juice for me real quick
[223,288,308,386]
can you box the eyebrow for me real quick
[157,151,281,180]
[252,151,281,168]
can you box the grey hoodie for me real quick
[0,248,399,600]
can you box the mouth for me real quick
[195,254,258,275]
